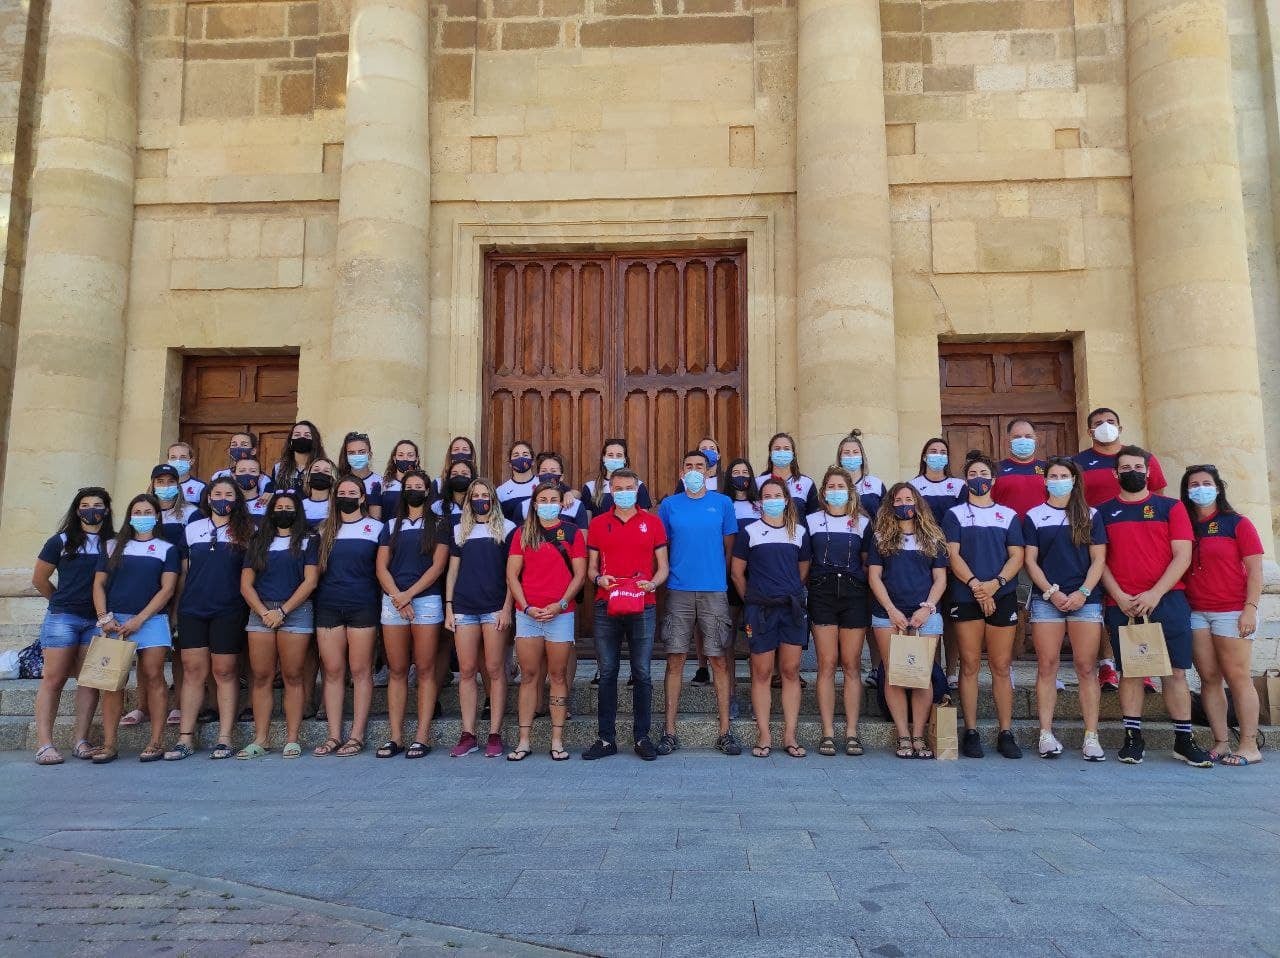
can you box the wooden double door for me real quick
[180,356,300,479]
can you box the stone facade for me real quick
[0,0,1278,665]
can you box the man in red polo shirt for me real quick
[584,468,668,761]
[993,418,1048,517]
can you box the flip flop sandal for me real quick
[335,737,364,757]
[71,740,100,760]
[35,744,64,766]
[752,745,771,758]
[895,736,914,759]
[235,743,268,760]
[139,745,165,763]
[166,710,181,726]
[549,747,570,761]
[406,741,431,759]
[506,746,532,762]
[376,740,403,758]
[282,742,302,759]
[912,737,934,760]
[163,741,195,761]
[312,737,341,757]
[1220,753,1261,767]
[817,736,837,757]
[784,744,807,759]
[92,749,118,765]
[210,742,234,760]
[845,736,865,756]
[119,709,146,727]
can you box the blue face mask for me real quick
[347,453,369,470]
[130,515,158,534]
[702,449,719,468]
[1009,437,1036,459]
[839,455,863,472]
[168,459,191,478]
[535,503,562,522]
[155,484,179,501]
[825,489,850,509]
[761,499,787,518]
[229,447,252,462]
[210,499,233,517]
[537,473,559,487]
[1187,485,1217,507]
[603,456,626,474]
[925,453,948,472]
[770,449,794,468]
[511,456,533,473]
[1046,477,1074,498]
[612,489,638,510]
[729,475,750,491]
[894,504,916,521]
[682,471,706,493]
[967,476,993,497]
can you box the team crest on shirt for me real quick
[555,528,566,542]
[639,522,648,533]
[1034,465,1044,475]
[1143,505,1155,519]
[1208,521,1219,535]
[147,543,156,552]
[995,511,1005,520]
[945,482,955,492]
[363,524,372,533]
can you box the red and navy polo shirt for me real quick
[993,458,1047,517]
[1073,448,1168,507]
[587,508,668,606]
[1098,493,1191,601]
[1185,511,1264,613]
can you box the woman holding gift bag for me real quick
[91,494,180,764]
[867,483,948,758]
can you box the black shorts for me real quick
[806,574,869,629]
[177,610,248,656]
[315,604,379,629]
[946,592,1020,627]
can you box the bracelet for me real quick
[918,602,936,613]
[1042,584,1059,602]
[1245,600,1258,609]
[1077,586,1092,598]
[967,576,979,589]
[445,600,453,606]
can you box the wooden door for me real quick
[180,356,299,479]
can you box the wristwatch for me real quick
[559,599,569,611]
[996,575,1008,588]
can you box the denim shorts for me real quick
[514,610,576,643]
[453,610,500,627]
[1190,608,1249,639]
[117,613,172,651]
[871,612,944,635]
[381,593,444,626]
[39,612,98,650]
[246,601,314,634]
[1028,597,1104,625]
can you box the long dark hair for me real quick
[199,477,255,547]
[1044,457,1093,547]
[917,437,952,478]
[57,486,115,559]
[337,430,373,474]
[724,458,759,502]
[318,476,369,571]
[1180,464,1236,534]
[391,469,440,556]
[246,491,308,572]
[382,438,421,486]
[107,493,161,572]
[763,431,801,480]
[438,435,476,490]
[274,420,325,487]
[592,437,631,508]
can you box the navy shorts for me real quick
[1104,590,1192,671]
[745,603,809,655]
[806,574,869,629]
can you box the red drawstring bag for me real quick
[606,576,646,617]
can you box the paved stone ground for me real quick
[1,749,1278,957]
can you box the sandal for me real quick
[163,740,194,761]
[335,737,364,757]
[376,740,403,759]
[210,742,234,760]
[845,736,865,756]
[92,749,118,765]
[752,745,771,758]
[235,743,268,760]
[282,742,302,759]
[506,745,532,761]
[312,737,341,757]
[406,741,430,759]
[895,736,914,759]
[35,744,64,766]
[71,740,100,761]
[549,724,569,761]
[119,709,146,727]
[912,736,934,760]
[817,736,837,757]
[784,743,807,759]
[139,744,165,763]
[1220,752,1262,767]
[166,709,181,726]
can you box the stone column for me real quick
[1128,0,1275,544]
[0,0,136,567]
[328,0,432,447]
[794,0,898,472]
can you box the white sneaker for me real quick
[1082,731,1106,762]
[372,665,390,688]
[1038,730,1063,758]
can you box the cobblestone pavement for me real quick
[1,749,1278,957]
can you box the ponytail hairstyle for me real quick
[391,469,439,556]
[246,490,308,572]
[521,480,565,551]
[818,466,861,518]
[458,477,509,544]
[724,457,759,503]
[916,437,953,478]
[963,449,997,477]
[318,476,368,571]
[438,435,476,492]
[873,482,945,558]
[1045,457,1094,547]
[763,431,801,480]
[758,476,799,539]
[58,486,116,558]
[382,439,421,486]
[199,477,255,547]
[107,493,162,573]
[593,437,631,508]
[835,428,868,478]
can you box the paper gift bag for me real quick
[887,631,938,689]
[1118,617,1172,679]
[77,633,137,692]
[928,703,958,761]
[1255,668,1280,726]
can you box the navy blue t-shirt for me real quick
[866,533,948,616]
[732,499,760,532]
[450,518,517,615]
[379,479,403,519]
[379,516,447,594]
[317,518,383,609]
[1022,504,1106,603]
[38,532,103,619]
[246,535,318,605]
[909,475,966,524]
[159,502,199,558]
[942,502,1025,602]
[581,478,653,519]
[755,473,820,515]
[497,477,537,522]
[179,518,248,618]
[732,519,812,598]
[854,475,886,518]
[98,538,180,614]
[805,511,869,581]
[303,497,329,528]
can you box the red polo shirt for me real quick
[587,507,668,606]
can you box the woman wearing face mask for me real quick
[32,488,115,765]
[757,432,819,516]
[232,457,269,520]
[524,453,590,530]
[724,458,760,670]
[273,420,325,492]
[302,458,336,528]
[866,484,948,758]
[1181,466,1265,766]
[446,478,517,758]
[379,439,421,519]
[835,428,885,517]
[151,463,198,550]
[807,466,871,757]
[91,494,180,763]
[313,477,383,757]
[497,440,538,522]
[910,437,966,690]
[505,482,587,761]
[338,431,383,520]
[240,491,318,759]
[166,441,205,505]
[1022,458,1107,760]
[435,459,476,526]
[375,471,450,759]
[583,438,652,518]
[731,478,812,758]
[166,478,254,761]
[944,451,1026,760]
[436,435,477,498]
[213,432,273,496]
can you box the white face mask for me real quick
[1092,421,1119,444]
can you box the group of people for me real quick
[30,406,1266,769]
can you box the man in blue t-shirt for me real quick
[656,450,741,756]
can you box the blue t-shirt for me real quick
[854,475,885,518]
[159,502,199,558]
[732,519,812,598]
[581,478,653,518]
[38,532,103,619]
[450,519,517,615]
[657,491,738,592]
[909,475,966,524]
[246,535,318,605]
[866,533,948,616]
[1022,504,1106,603]
[98,538,180,614]
[805,511,869,581]
[519,496,590,531]
[732,499,760,532]
[755,473,820,515]
[317,518,383,609]
[379,479,403,519]
[379,516,447,594]
[181,477,206,506]
[942,502,1025,602]
[179,518,248,618]
[303,497,329,528]
[497,477,537,522]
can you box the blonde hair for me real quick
[521,481,564,551]
[458,478,508,543]
[758,477,798,539]
[873,482,945,558]
[818,465,863,518]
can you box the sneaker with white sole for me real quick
[1038,730,1063,758]
[1082,731,1106,762]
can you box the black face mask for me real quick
[451,451,473,464]
[290,436,314,455]
[229,447,253,462]
[336,496,361,515]
[448,475,472,494]
[537,473,559,487]
[403,489,428,508]
[78,507,106,525]
[210,499,234,517]
[394,458,416,473]
[270,511,296,530]
[1118,471,1148,494]
[309,473,333,491]
[729,475,750,491]
[235,474,259,491]
[510,456,533,473]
